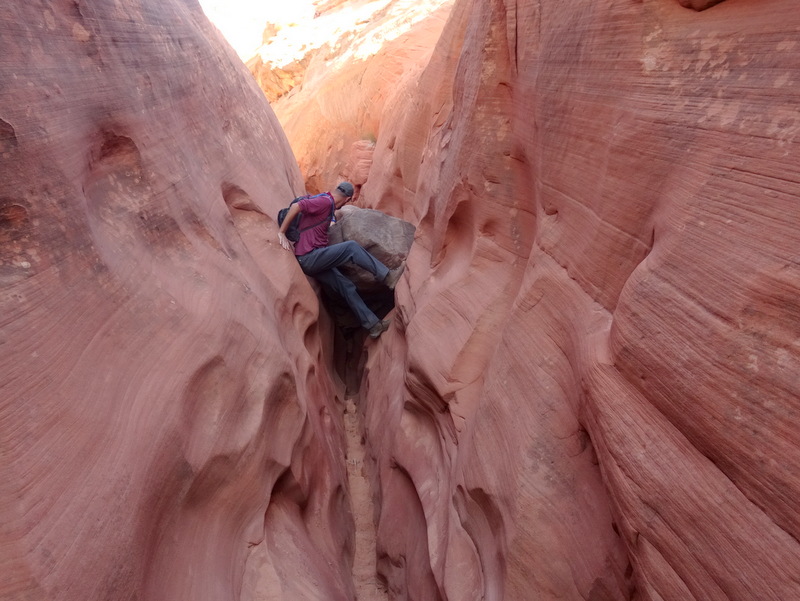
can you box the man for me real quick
[277,182,405,338]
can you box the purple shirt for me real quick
[294,192,335,256]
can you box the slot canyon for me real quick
[1,0,799,600]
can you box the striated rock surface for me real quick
[0,2,353,600]
[292,0,800,599]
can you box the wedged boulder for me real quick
[328,204,415,291]
[316,205,414,336]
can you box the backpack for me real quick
[278,194,335,243]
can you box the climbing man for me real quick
[277,182,405,339]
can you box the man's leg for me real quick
[298,241,390,281]
[312,267,380,329]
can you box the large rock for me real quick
[328,205,415,290]
[317,205,413,340]
[280,0,800,599]
[0,2,353,601]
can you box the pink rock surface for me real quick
[330,0,800,599]
[0,2,353,600]
[344,140,376,188]
[5,0,800,600]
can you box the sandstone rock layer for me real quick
[314,0,800,599]
[5,0,800,600]
[0,2,352,600]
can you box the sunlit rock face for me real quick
[0,2,352,600]
[255,0,455,195]
[341,0,800,599]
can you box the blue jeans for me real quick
[297,241,390,329]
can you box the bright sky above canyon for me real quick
[199,0,316,59]
[200,0,452,72]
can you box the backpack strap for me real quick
[298,194,336,233]
[327,194,336,220]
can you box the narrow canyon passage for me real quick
[344,397,389,601]
[3,1,800,600]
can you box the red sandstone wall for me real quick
[0,2,353,600]
[352,0,800,599]
[5,0,800,599]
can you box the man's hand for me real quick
[278,232,294,251]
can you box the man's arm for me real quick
[278,203,301,251]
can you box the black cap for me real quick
[335,182,355,197]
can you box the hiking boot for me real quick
[384,261,406,290]
[368,319,391,339]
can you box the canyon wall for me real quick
[0,2,352,600]
[4,0,800,600]
[317,0,800,599]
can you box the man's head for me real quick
[331,181,355,208]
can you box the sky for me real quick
[198,0,316,59]
[199,0,452,70]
